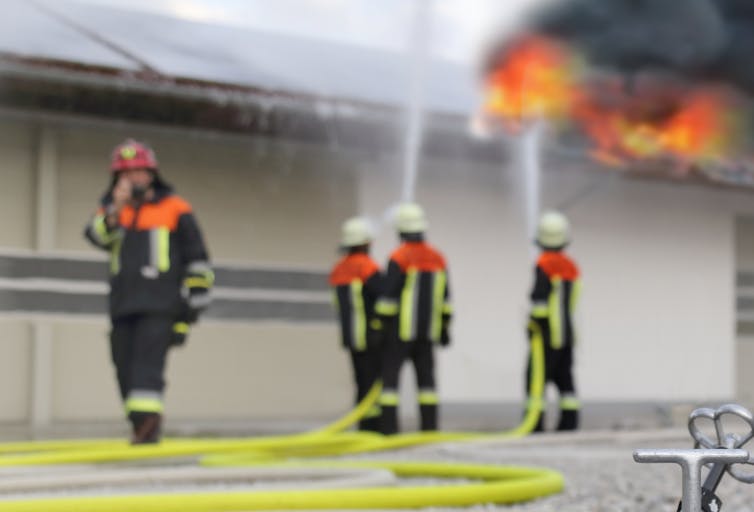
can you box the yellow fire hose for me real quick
[0,461,563,511]
[0,327,557,510]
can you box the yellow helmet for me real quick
[395,202,428,233]
[341,217,372,247]
[536,210,570,249]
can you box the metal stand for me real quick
[634,404,754,512]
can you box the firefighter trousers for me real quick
[350,347,382,432]
[525,343,579,431]
[379,338,438,435]
[110,314,173,441]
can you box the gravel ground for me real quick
[341,428,754,511]
[4,427,754,511]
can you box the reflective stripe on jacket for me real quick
[329,253,382,351]
[376,241,452,343]
[85,188,211,318]
[530,251,581,349]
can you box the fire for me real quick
[482,32,745,173]
[573,86,737,167]
[660,91,731,160]
[484,35,737,171]
[483,35,578,128]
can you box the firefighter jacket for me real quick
[530,250,581,349]
[329,252,383,352]
[375,241,452,344]
[84,183,213,320]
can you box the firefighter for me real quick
[84,139,213,444]
[329,217,384,431]
[375,203,452,435]
[526,210,581,432]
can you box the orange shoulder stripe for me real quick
[329,254,380,286]
[392,242,446,272]
[119,195,192,231]
[537,252,579,280]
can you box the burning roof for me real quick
[479,0,754,190]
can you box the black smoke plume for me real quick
[523,0,754,95]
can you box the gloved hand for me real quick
[170,321,190,347]
[440,325,451,347]
[182,305,200,324]
[179,287,209,325]
[366,318,384,349]
[527,320,544,343]
[171,299,201,347]
[185,288,211,323]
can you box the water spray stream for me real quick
[401,0,432,202]
[518,120,543,259]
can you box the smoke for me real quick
[525,0,754,95]
[709,0,754,93]
[479,0,754,189]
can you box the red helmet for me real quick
[110,139,158,172]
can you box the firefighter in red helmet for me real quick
[84,139,213,444]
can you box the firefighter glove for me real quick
[367,317,384,349]
[440,325,451,347]
[171,321,190,347]
[183,263,214,321]
[176,300,198,325]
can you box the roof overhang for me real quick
[0,52,505,163]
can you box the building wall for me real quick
[50,318,349,422]
[0,319,32,422]
[0,121,35,249]
[364,153,741,405]
[0,113,752,429]
[735,216,754,407]
[571,177,735,402]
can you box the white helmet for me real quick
[395,202,428,234]
[341,217,372,247]
[536,210,570,249]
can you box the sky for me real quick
[77,0,552,65]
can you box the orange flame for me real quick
[661,91,731,160]
[573,87,737,167]
[482,33,744,171]
[483,35,578,128]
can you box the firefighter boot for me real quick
[380,405,399,435]
[556,409,579,431]
[358,404,382,432]
[359,416,382,432]
[418,389,438,431]
[129,412,162,444]
[420,404,438,431]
